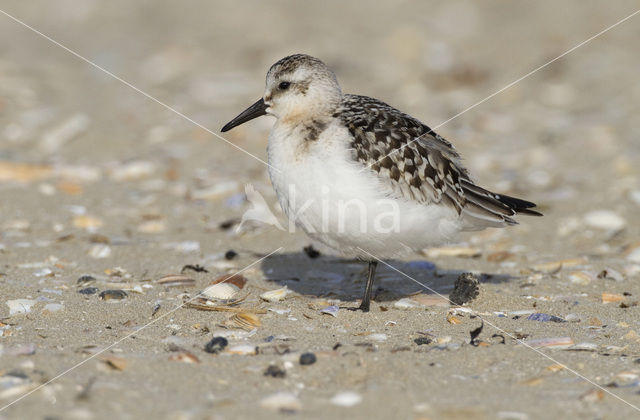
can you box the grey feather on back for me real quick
[336,94,527,227]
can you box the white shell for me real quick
[568,271,595,285]
[260,286,290,302]
[6,299,37,315]
[627,246,640,263]
[42,303,64,313]
[201,282,239,300]
[260,392,302,411]
[319,305,339,317]
[268,308,291,315]
[88,244,111,259]
[394,298,420,310]
[225,344,257,355]
[369,333,388,342]
[330,391,362,407]
[583,210,626,230]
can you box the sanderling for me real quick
[222,54,541,312]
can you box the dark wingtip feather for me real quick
[495,193,543,216]
[514,208,543,217]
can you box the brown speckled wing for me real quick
[336,94,540,226]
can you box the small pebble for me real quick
[414,337,432,346]
[204,336,228,354]
[264,365,286,378]
[224,249,237,260]
[303,245,320,258]
[78,287,99,295]
[98,290,128,301]
[299,352,317,365]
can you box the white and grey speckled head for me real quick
[221,54,342,132]
[263,54,342,120]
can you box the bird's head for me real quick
[221,54,342,132]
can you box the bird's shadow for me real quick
[260,252,513,303]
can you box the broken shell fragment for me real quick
[98,290,128,301]
[320,305,339,317]
[225,344,258,355]
[530,257,588,273]
[42,303,64,314]
[73,215,104,230]
[223,312,261,330]
[100,356,127,371]
[168,351,200,363]
[330,391,363,407]
[260,392,302,412]
[88,244,111,259]
[260,286,290,303]
[583,210,626,231]
[77,275,96,285]
[394,298,421,310]
[6,299,37,315]
[524,337,574,349]
[158,274,196,288]
[567,271,595,285]
[421,246,481,258]
[602,293,624,303]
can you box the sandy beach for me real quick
[1,1,640,419]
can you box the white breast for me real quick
[267,120,463,259]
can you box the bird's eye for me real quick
[278,81,291,90]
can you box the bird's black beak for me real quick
[221,98,267,132]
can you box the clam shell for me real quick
[223,312,261,330]
[201,274,247,300]
[202,282,240,300]
[260,286,290,302]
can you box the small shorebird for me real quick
[222,54,541,312]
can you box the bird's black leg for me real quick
[358,261,378,312]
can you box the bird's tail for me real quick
[459,179,542,230]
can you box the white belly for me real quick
[267,122,463,259]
